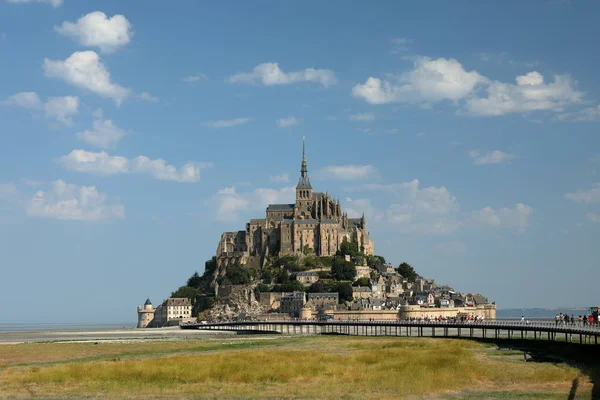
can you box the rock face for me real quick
[205,284,267,320]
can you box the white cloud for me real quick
[76,118,128,149]
[470,203,533,232]
[270,173,290,183]
[43,51,131,105]
[349,112,375,122]
[558,105,600,122]
[58,149,211,183]
[4,92,41,108]
[586,213,600,223]
[27,180,124,221]
[55,11,132,53]
[202,118,251,128]
[347,179,461,235]
[277,116,299,128]
[0,183,18,198]
[4,92,78,125]
[316,165,379,181]
[137,92,159,103]
[228,62,336,87]
[44,96,79,125]
[344,198,380,221]
[182,73,207,83]
[4,0,62,7]
[465,72,583,116]
[352,57,486,105]
[468,150,515,165]
[215,187,249,222]
[213,186,295,222]
[390,37,413,54]
[565,183,600,204]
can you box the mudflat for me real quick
[0,335,598,399]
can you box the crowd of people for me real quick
[553,313,597,325]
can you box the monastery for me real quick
[216,138,374,268]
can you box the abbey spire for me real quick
[296,136,312,190]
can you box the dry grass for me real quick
[0,336,594,399]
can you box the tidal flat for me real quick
[0,335,597,399]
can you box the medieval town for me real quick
[137,139,496,328]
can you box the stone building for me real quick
[280,292,306,317]
[216,138,374,268]
[152,298,193,327]
[296,271,319,284]
[137,298,155,328]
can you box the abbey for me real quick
[216,139,374,268]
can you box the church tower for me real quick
[295,136,313,219]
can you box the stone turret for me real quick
[137,298,155,328]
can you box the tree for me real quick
[187,271,202,288]
[171,285,199,303]
[308,280,325,293]
[335,283,353,303]
[303,244,313,255]
[225,264,251,285]
[204,256,217,277]
[353,277,371,287]
[337,237,359,258]
[397,262,417,282]
[331,256,357,281]
[261,269,274,284]
[280,280,305,292]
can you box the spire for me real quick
[296,136,312,189]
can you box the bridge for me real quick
[181,320,600,345]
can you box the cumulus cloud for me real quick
[353,56,585,118]
[270,173,290,183]
[277,116,299,128]
[565,183,600,204]
[27,180,124,221]
[4,0,62,7]
[468,150,515,165]
[470,203,533,232]
[76,118,129,149]
[228,62,336,87]
[43,96,79,125]
[352,57,486,105]
[316,165,379,181]
[347,179,461,235]
[4,92,78,125]
[55,11,132,53]
[558,105,600,122]
[214,186,295,222]
[465,72,583,116]
[182,73,207,83]
[3,92,41,108]
[137,92,159,102]
[58,150,211,183]
[344,198,380,221]
[43,51,130,105]
[349,112,375,122]
[390,37,413,54]
[202,118,251,128]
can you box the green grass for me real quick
[0,336,596,399]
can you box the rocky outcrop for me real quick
[205,284,268,320]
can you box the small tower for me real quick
[137,298,155,328]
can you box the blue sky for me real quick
[1,0,599,324]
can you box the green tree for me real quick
[353,277,371,287]
[308,280,325,293]
[337,237,359,258]
[303,244,314,255]
[171,285,199,303]
[331,256,357,281]
[397,262,418,282]
[335,283,353,303]
[261,269,274,284]
[225,264,251,285]
[186,271,202,288]
[204,256,217,277]
[280,280,306,292]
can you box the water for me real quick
[0,322,135,333]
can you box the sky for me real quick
[1,0,599,324]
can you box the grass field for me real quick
[0,336,597,399]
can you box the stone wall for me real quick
[398,304,496,320]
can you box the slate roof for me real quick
[295,219,319,224]
[267,204,294,211]
[296,271,319,276]
[144,298,152,306]
[352,286,372,292]
[165,298,191,306]
[320,218,338,224]
[472,294,489,305]
[297,176,312,189]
